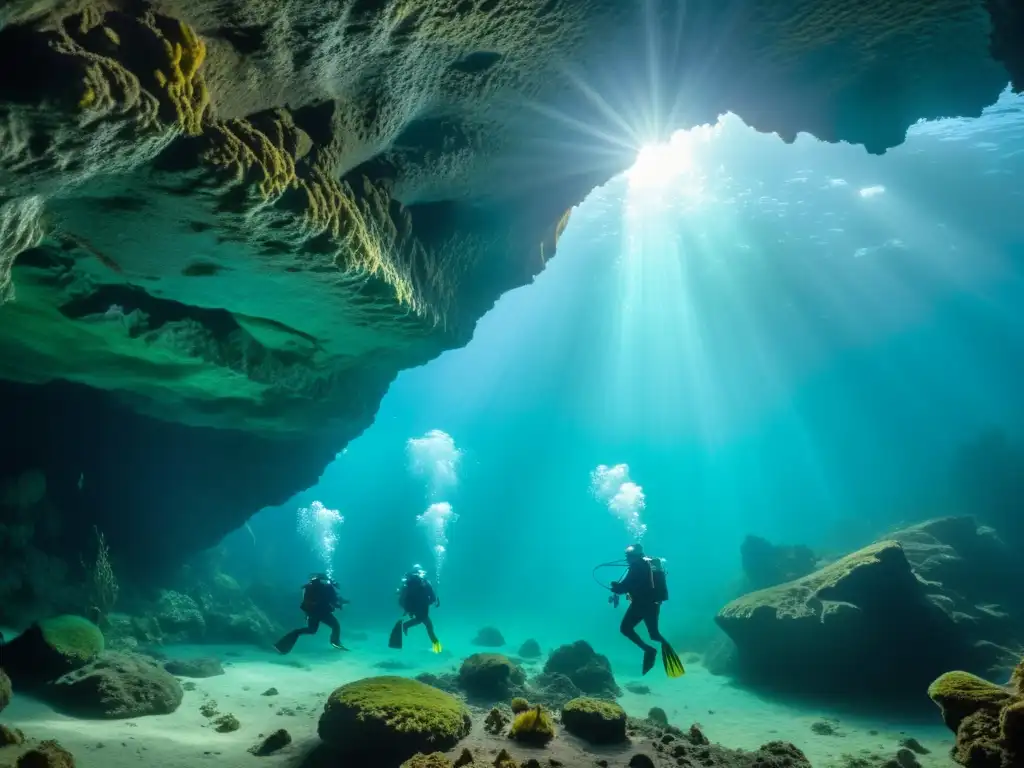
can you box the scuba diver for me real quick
[273,573,350,654]
[606,544,685,678]
[389,565,442,653]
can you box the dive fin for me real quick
[642,646,657,676]
[274,631,300,655]
[661,642,685,678]
[388,620,404,650]
[431,640,443,654]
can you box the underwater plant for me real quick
[509,704,556,746]
[83,526,118,628]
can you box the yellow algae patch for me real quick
[152,21,209,135]
[299,169,416,309]
[203,116,299,200]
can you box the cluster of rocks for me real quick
[314,673,811,768]
[1,614,184,721]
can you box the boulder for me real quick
[929,659,1023,768]
[471,627,505,647]
[518,639,542,659]
[317,676,471,763]
[0,668,10,712]
[164,657,224,678]
[2,615,104,688]
[45,652,183,718]
[740,535,818,590]
[561,697,627,744]
[155,591,206,643]
[541,641,620,698]
[249,728,291,756]
[457,654,526,700]
[0,725,24,746]
[716,541,973,698]
[14,740,75,767]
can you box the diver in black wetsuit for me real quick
[274,573,350,654]
[390,566,442,653]
[610,544,685,678]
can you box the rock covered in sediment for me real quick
[45,652,183,718]
[518,639,542,659]
[716,540,972,698]
[471,627,505,648]
[317,677,471,763]
[249,728,291,756]
[540,641,620,699]
[458,654,526,700]
[0,668,11,712]
[164,657,224,678]
[2,616,104,688]
[0,724,25,745]
[14,740,75,767]
[885,517,1024,678]
[740,535,817,590]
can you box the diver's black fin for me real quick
[642,646,657,676]
[662,642,685,678]
[388,620,404,650]
[274,631,300,655]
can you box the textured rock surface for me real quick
[0,668,11,713]
[0,0,1019,573]
[716,541,972,699]
[929,660,1023,768]
[45,651,184,718]
[318,676,472,763]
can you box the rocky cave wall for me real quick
[0,0,1020,579]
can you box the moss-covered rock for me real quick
[930,659,1024,768]
[15,739,75,767]
[401,753,454,768]
[647,706,668,727]
[509,705,556,746]
[45,651,183,718]
[542,641,619,698]
[3,615,104,687]
[561,697,627,744]
[471,627,505,647]
[510,697,530,714]
[518,639,542,659]
[458,654,525,700]
[0,724,25,746]
[927,671,1013,730]
[0,668,11,712]
[317,676,471,763]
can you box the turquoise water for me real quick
[226,89,1024,654]
[5,88,1023,768]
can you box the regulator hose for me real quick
[591,560,629,591]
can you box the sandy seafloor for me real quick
[0,626,957,768]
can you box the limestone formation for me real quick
[716,541,969,699]
[0,1,1019,575]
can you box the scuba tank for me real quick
[648,557,669,602]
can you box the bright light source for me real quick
[626,124,720,193]
[859,185,886,198]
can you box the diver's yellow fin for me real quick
[432,640,443,654]
[662,643,685,678]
